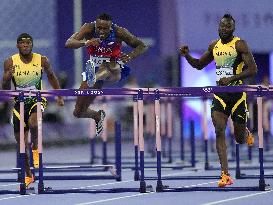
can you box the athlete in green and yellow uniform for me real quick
[2,33,64,187]
[12,52,47,132]
[179,14,258,187]
[212,36,247,123]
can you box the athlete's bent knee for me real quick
[73,109,82,118]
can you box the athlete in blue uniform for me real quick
[65,13,148,136]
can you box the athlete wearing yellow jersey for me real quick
[180,14,258,187]
[2,33,64,187]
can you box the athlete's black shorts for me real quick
[13,97,47,133]
[211,92,247,124]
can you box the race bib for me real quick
[216,67,233,81]
[90,56,110,67]
[16,85,37,98]
[89,56,124,68]
[16,85,37,91]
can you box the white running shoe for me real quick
[95,110,106,137]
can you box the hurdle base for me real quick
[140,181,153,193]
[20,183,26,195]
[38,182,45,194]
[235,169,241,179]
[156,181,169,192]
[39,186,53,194]
[259,180,270,191]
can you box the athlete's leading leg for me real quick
[212,111,234,187]
[212,111,229,173]
[73,80,104,121]
[29,113,39,168]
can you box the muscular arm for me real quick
[42,56,64,106]
[117,27,148,59]
[65,23,93,49]
[42,56,61,90]
[182,41,216,70]
[2,58,13,90]
[229,40,258,82]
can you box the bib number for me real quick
[216,67,233,81]
[90,56,110,67]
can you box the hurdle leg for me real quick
[89,120,96,164]
[90,138,96,164]
[133,95,140,181]
[167,100,173,163]
[16,145,22,181]
[101,102,108,169]
[138,89,153,192]
[102,141,107,166]
[155,91,164,192]
[19,92,26,195]
[138,91,146,192]
[264,131,270,151]
[180,99,185,161]
[36,92,45,194]
[235,143,241,179]
[202,99,210,170]
[257,97,268,190]
[190,120,196,167]
[115,122,121,181]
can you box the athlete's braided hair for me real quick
[222,13,235,24]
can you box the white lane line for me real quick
[70,170,196,190]
[200,190,273,205]
[74,179,218,205]
[0,194,35,201]
[75,192,153,205]
[0,183,19,187]
[71,180,133,189]
[182,180,218,188]
[0,170,197,202]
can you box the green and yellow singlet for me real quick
[213,37,244,86]
[12,53,43,91]
[11,53,47,129]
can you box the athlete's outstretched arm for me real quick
[65,23,97,49]
[42,56,64,106]
[180,41,216,70]
[2,58,14,90]
[117,27,148,63]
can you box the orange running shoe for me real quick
[32,149,39,168]
[218,171,234,187]
[246,128,254,146]
[25,174,34,188]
